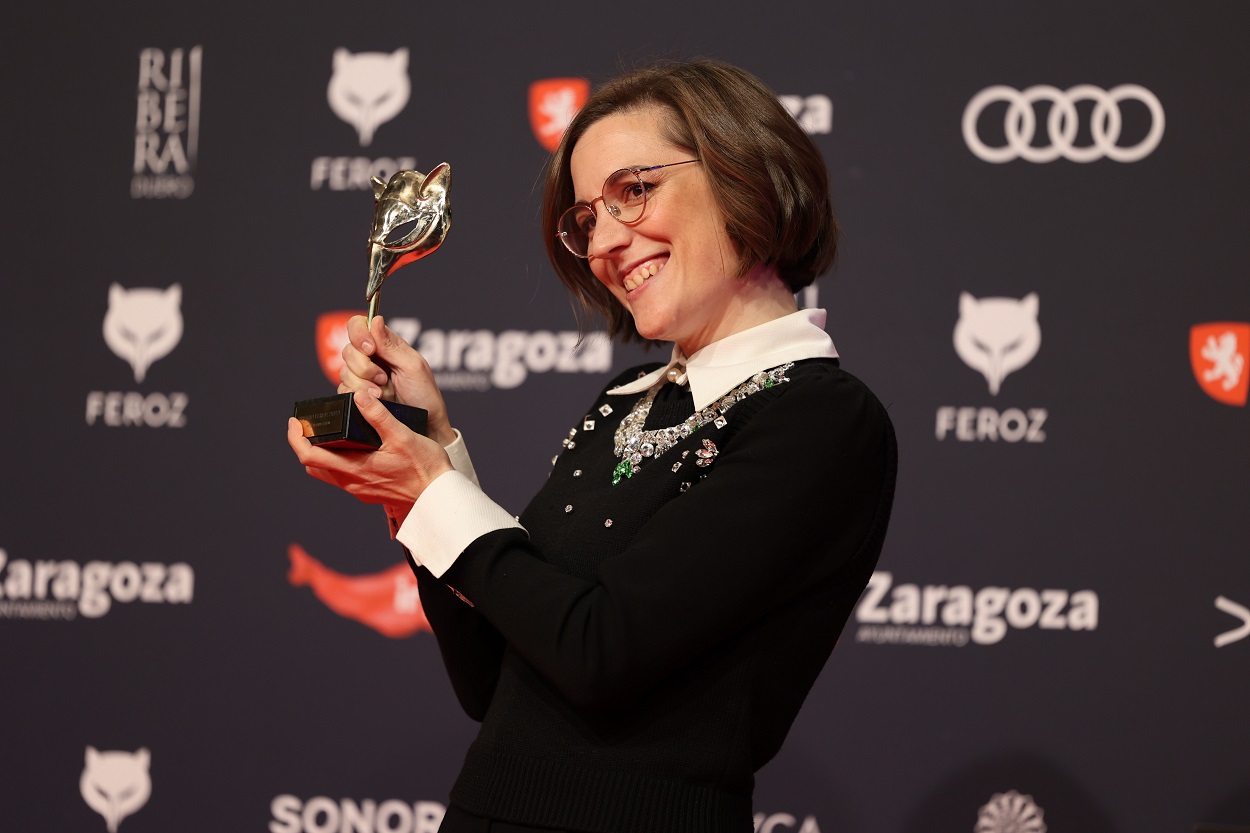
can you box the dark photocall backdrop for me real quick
[3,3,1248,832]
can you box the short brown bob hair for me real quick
[541,59,838,342]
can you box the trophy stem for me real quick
[367,293,380,326]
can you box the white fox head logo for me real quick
[327,48,410,147]
[80,747,152,833]
[953,292,1041,395]
[102,283,183,383]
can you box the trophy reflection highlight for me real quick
[293,164,452,450]
[366,162,452,324]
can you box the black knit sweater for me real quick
[412,358,897,833]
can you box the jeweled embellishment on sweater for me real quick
[610,362,794,485]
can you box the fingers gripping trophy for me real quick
[292,164,452,449]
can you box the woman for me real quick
[289,60,896,833]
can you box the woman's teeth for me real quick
[623,261,664,292]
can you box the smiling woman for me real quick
[289,59,897,833]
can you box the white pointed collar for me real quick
[607,308,839,411]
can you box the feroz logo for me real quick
[311,48,415,191]
[954,292,1040,395]
[1215,596,1250,647]
[1190,322,1249,406]
[80,746,152,833]
[87,283,188,428]
[103,284,183,383]
[327,48,410,146]
[855,571,1098,647]
[287,543,430,638]
[779,94,833,135]
[529,78,590,152]
[133,47,201,198]
[937,293,1047,443]
[963,84,1164,163]
[975,790,1046,833]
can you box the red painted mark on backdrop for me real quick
[287,543,430,638]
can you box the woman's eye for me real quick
[621,182,648,204]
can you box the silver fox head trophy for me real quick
[291,164,449,450]
[365,162,452,324]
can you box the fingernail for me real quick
[368,387,382,397]
[362,339,374,355]
[373,372,387,385]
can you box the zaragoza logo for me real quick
[1190,322,1249,406]
[80,747,152,832]
[316,310,359,385]
[288,544,429,638]
[529,78,590,152]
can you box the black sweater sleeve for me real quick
[439,370,896,710]
[406,549,504,721]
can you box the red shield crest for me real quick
[529,78,590,152]
[1190,322,1250,406]
[315,310,365,386]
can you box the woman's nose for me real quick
[588,204,631,258]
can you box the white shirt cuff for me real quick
[385,428,479,538]
[396,469,524,578]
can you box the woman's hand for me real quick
[338,314,456,446]
[287,389,454,524]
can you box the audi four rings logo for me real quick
[963,84,1165,163]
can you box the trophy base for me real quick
[293,393,428,450]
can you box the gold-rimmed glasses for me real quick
[556,160,700,258]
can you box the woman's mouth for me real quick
[623,259,667,292]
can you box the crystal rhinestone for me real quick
[679,424,691,437]
[599,404,613,417]
[746,382,761,394]
[573,469,582,477]
[551,455,558,466]
[753,372,767,384]
[720,396,735,410]
[568,427,577,438]
[696,458,712,468]
[672,462,682,472]
[630,452,643,464]
[714,416,727,429]
[562,438,570,448]
[567,441,576,449]
[679,482,691,492]
[604,519,614,527]
[682,450,690,458]
[640,442,655,457]
[565,505,573,513]
[583,418,596,431]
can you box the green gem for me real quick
[764,378,774,388]
[612,460,633,485]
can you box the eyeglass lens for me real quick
[559,168,649,257]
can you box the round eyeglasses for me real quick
[556,160,700,258]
